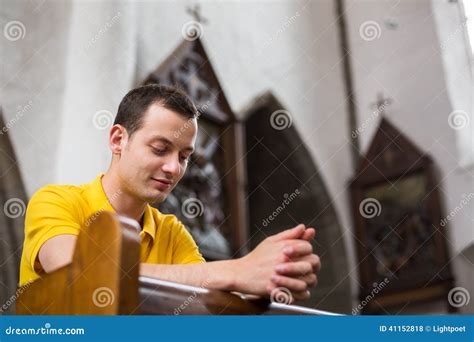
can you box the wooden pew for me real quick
[16,211,338,316]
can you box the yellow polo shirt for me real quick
[19,174,205,286]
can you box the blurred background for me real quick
[0,0,472,315]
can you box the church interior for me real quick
[0,0,473,315]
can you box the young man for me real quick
[19,85,321,302]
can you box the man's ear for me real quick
[109,124,128,155]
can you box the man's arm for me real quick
[38,225,320,301]
[142,224,320,301]
[38,234,77,273]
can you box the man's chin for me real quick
[143,192,168,205]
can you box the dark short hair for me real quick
[114,84,198,137]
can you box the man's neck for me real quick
[101,171,146,223]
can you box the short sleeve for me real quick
[23,186,82,275]
[171,220,205,264]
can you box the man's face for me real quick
[116,103,197,204]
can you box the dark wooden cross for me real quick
[370,92,393,116]
[186,4,208,24]
[370,93,395,166]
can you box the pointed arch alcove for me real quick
[241,92,352,313]
[0,108,28,314]
[141,38,248,260]
[350,118,455,314]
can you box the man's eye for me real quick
[180,155,190,162]
[152,148,166,155]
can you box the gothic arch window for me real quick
[242,92,352,312]
[142,39,247,260]
[350,118,455,314]
[0,108,27,314]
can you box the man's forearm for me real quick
[140,259,241,292]
[139,225,321,298]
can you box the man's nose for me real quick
[161,155,181,176]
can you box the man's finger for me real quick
[288,254,321,273]
[301,228,315,241]
[292,290,311,301]
[283,240,313,257]
[275,261,312,276]
[297,273,318,287]
[270,274,308,292]
[271,224,305,241]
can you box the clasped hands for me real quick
[235,224,321,303]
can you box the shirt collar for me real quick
[89,174,156,242]
[141,204,156,241]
